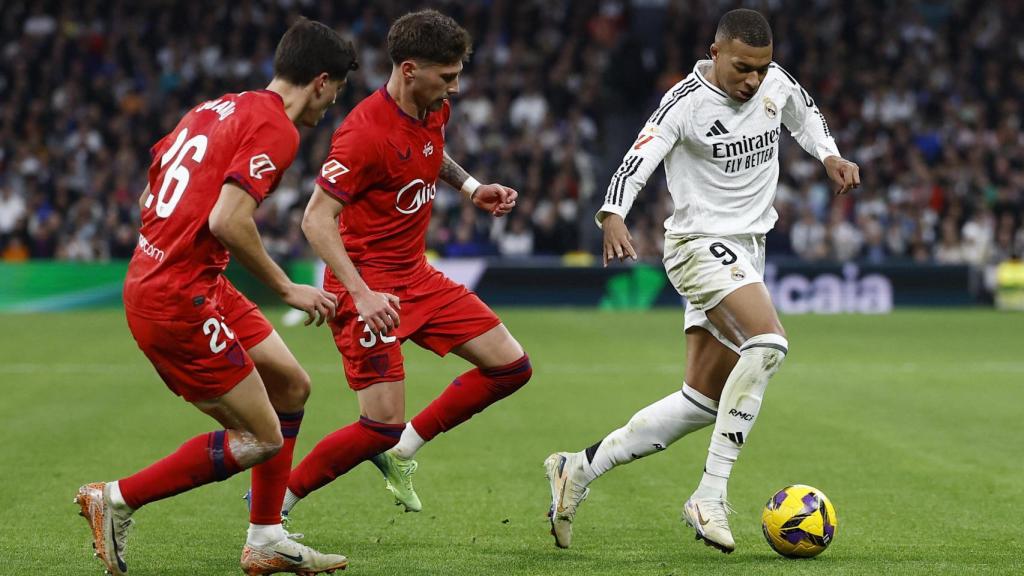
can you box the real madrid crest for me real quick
[731,266,746,281]
[763,97,777,119]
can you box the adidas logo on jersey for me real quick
[705,120,730,137]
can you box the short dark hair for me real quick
[386,9,472,65]
[274,17,359,85]
[715,9,773,47]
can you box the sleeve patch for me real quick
[249,154,277,180]
[320,159,351,183]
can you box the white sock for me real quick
[581,383,719,484]
[107,481,133,513]
[390,423,425,460]
[282,489,301,515]
[698,333,788,498]
[246,523,287,547]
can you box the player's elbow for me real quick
[300,204,331,241]
[208,213,232,244]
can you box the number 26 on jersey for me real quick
[146,128,208,218]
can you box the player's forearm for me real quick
[138,184,151,212]
[301,208,371,297]
[597,151,663,228]
[211,216,292,296]
[439,151,472,191]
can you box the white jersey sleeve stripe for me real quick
[650,80,699,124]
[606,156,641,205]
[613,157,643,205]
[774,62,840,163]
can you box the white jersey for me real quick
[599,60,840,237]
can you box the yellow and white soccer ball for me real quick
[761,484,838,558]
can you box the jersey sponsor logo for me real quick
[249,154,276,180]
[705,119,730,137]
[711,127,780,159]
[763,97,778,119]
[137,233,165,262]
[320,159,350,183]
[395,178,437,215]
[422,141,434,157]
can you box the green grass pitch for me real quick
[1,308,1021,575]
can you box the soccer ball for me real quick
[761,484,837,558]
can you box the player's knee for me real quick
[228,429,283,469]
[483,353,532,396]
[284,366,312,401]
[272,366,312,408]
[358,417,403,450]
[739,333,789,376]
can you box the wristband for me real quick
[461,176,481,198]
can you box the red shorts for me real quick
[125,278,275,402]
[328,266,501,390]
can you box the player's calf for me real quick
[407,354,532,444]
[702,333,788,496]
[286,417,404,514]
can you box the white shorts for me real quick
[663,234,766,354]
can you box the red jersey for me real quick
[124,90,299,319]
[316,87,450,287]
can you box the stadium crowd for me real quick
[0,0,1021,267]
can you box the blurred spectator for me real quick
[0,0,1020,268]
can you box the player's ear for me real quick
[310,72,328,98]
[710,43,719,61]
[401,60,417,80]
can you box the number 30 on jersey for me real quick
[358,315,397,348]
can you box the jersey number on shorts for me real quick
[709,242,738,265]
[357,315,397,348]
[203,317,236,353]
[146,128,209,218]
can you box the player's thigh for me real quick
[192,367,281,445]
[705,282,785,346]
[408,275,511,368]
[684,326,739,401]
[328,289,407,391]
[665,234,780,347]
[247,330,310,412]
[126,308,257,403]
[217,279,275,349]
[451,323,524,368]
[356,380,406,424]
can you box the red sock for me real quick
[249,410,303,525]
[411,354,532,441]
[287,417,403,498]
[119,430,241,510]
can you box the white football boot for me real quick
[682,495,736,553]
[544,452,591,548]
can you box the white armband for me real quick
[461,176,481,198]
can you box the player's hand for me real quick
[471,183,518,217]
[353,290,401,335]
[282,283,338,326]
[824,155,861,195]
[601,213,637,267]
